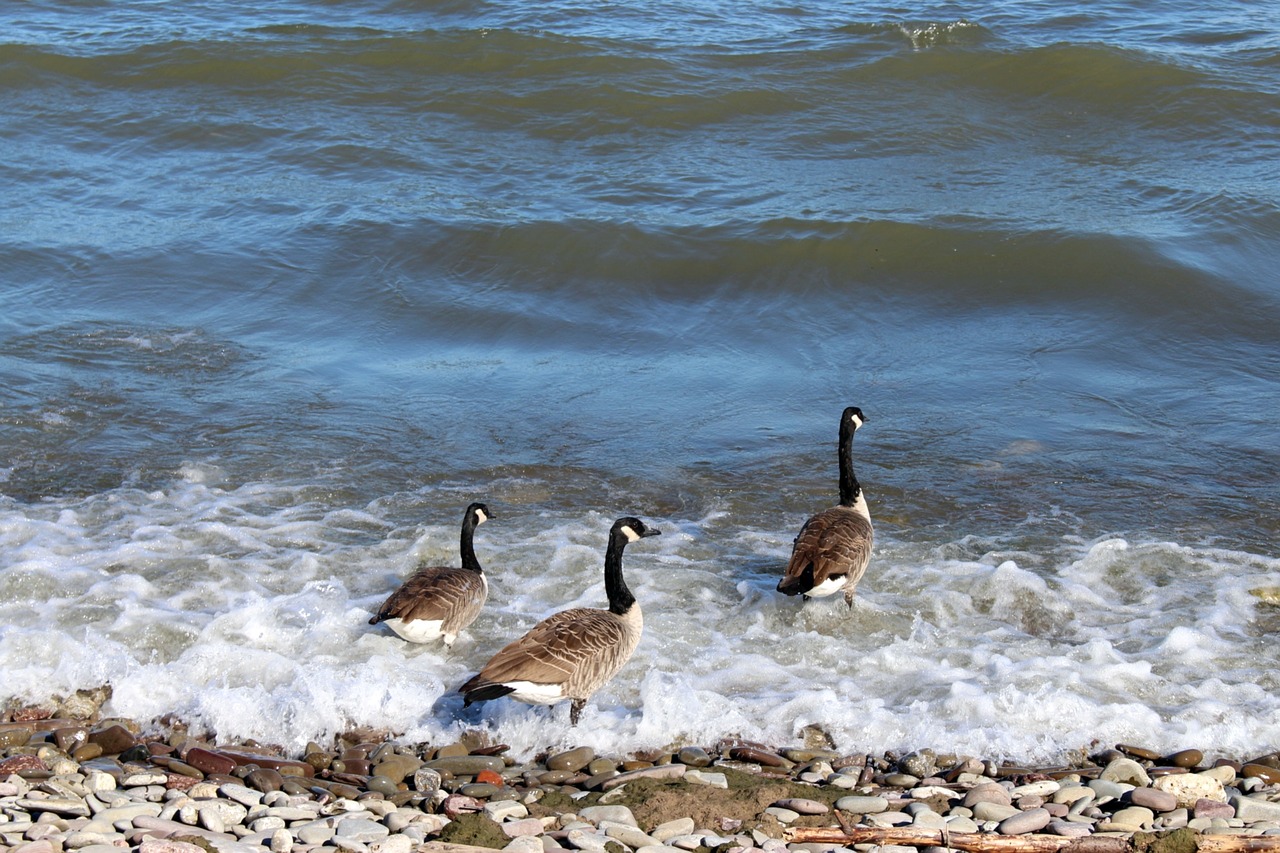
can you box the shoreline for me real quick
[3,706,1280,853]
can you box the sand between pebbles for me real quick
[3,711,1280,853]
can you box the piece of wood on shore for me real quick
[783,826,1280,853]
[422,843,506,853]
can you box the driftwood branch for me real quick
[783,827,1280,853]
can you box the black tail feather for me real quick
[460,681,516,706]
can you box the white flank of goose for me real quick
[459,516,660,725]
[777,406,874,607]
[368,502,492,646]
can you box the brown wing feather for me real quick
[470,608,631,693]
[371,567,486,632]
[782,506,874,591]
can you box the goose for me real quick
[776,406,874,607]
[459,516,660,725]
[368,502,493,646]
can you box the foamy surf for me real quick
[2,472,1277,763]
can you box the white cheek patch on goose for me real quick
[475,509,489,524]
[620,525,641,542]
[850,412,864,430]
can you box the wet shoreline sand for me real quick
[4,703,1280,853]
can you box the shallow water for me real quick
[1,0,1278,763]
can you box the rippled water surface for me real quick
[2,0,1278,762]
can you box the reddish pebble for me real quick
[443,794,484,817]
[476,769,504,786]
[0,755,48,775]
[185,747,236,776]
[165,773,202,791]
[1194,798,1235,820]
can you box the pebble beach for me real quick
[5,699,1280,853]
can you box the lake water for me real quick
[2,0,1279,763]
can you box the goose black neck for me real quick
[604,533,636,615]
[838,418,862,507]
[459,515,483,573]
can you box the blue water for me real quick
[1,0,1278,762]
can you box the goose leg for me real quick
[570,699,586,726]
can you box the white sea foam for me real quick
[1,476,1278,763]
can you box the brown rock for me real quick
[545,746,595,772]
[1246,752,1280,770]
[373,755,422,782]
[72,743,104,762]
[88,724,135,755]
[185,747,237,776]
[0,723,36,749]
[216,749,315,778]
[728,746,793,768]
[303,751,334,771]
[1241,763,1280,785]
[1163,749,1203,768]
[1117,744,1160,761]
[435,742,470,759]
[247,767,285,793]
[333,758,371,775]
[52,726,88,752]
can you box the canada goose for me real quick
[368,502,493,646]
[776,406,874,607]
[459,516,660,725]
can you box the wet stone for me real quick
[677,747,712,767]
[1164,749,1204,769]
[729,747,792,769]
[248,768,285,793]
[367,775,400,796]
[547,747,595,773]
[373,755,421,782]
[1241,764,1280,785]
[1117,744,1161,761]
[773,798,828,815]
[87,725,136,755]
[0,724,36,749]
[425,755,505,776]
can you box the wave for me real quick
[3,26,1274,134]
[294,216,1280,345]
